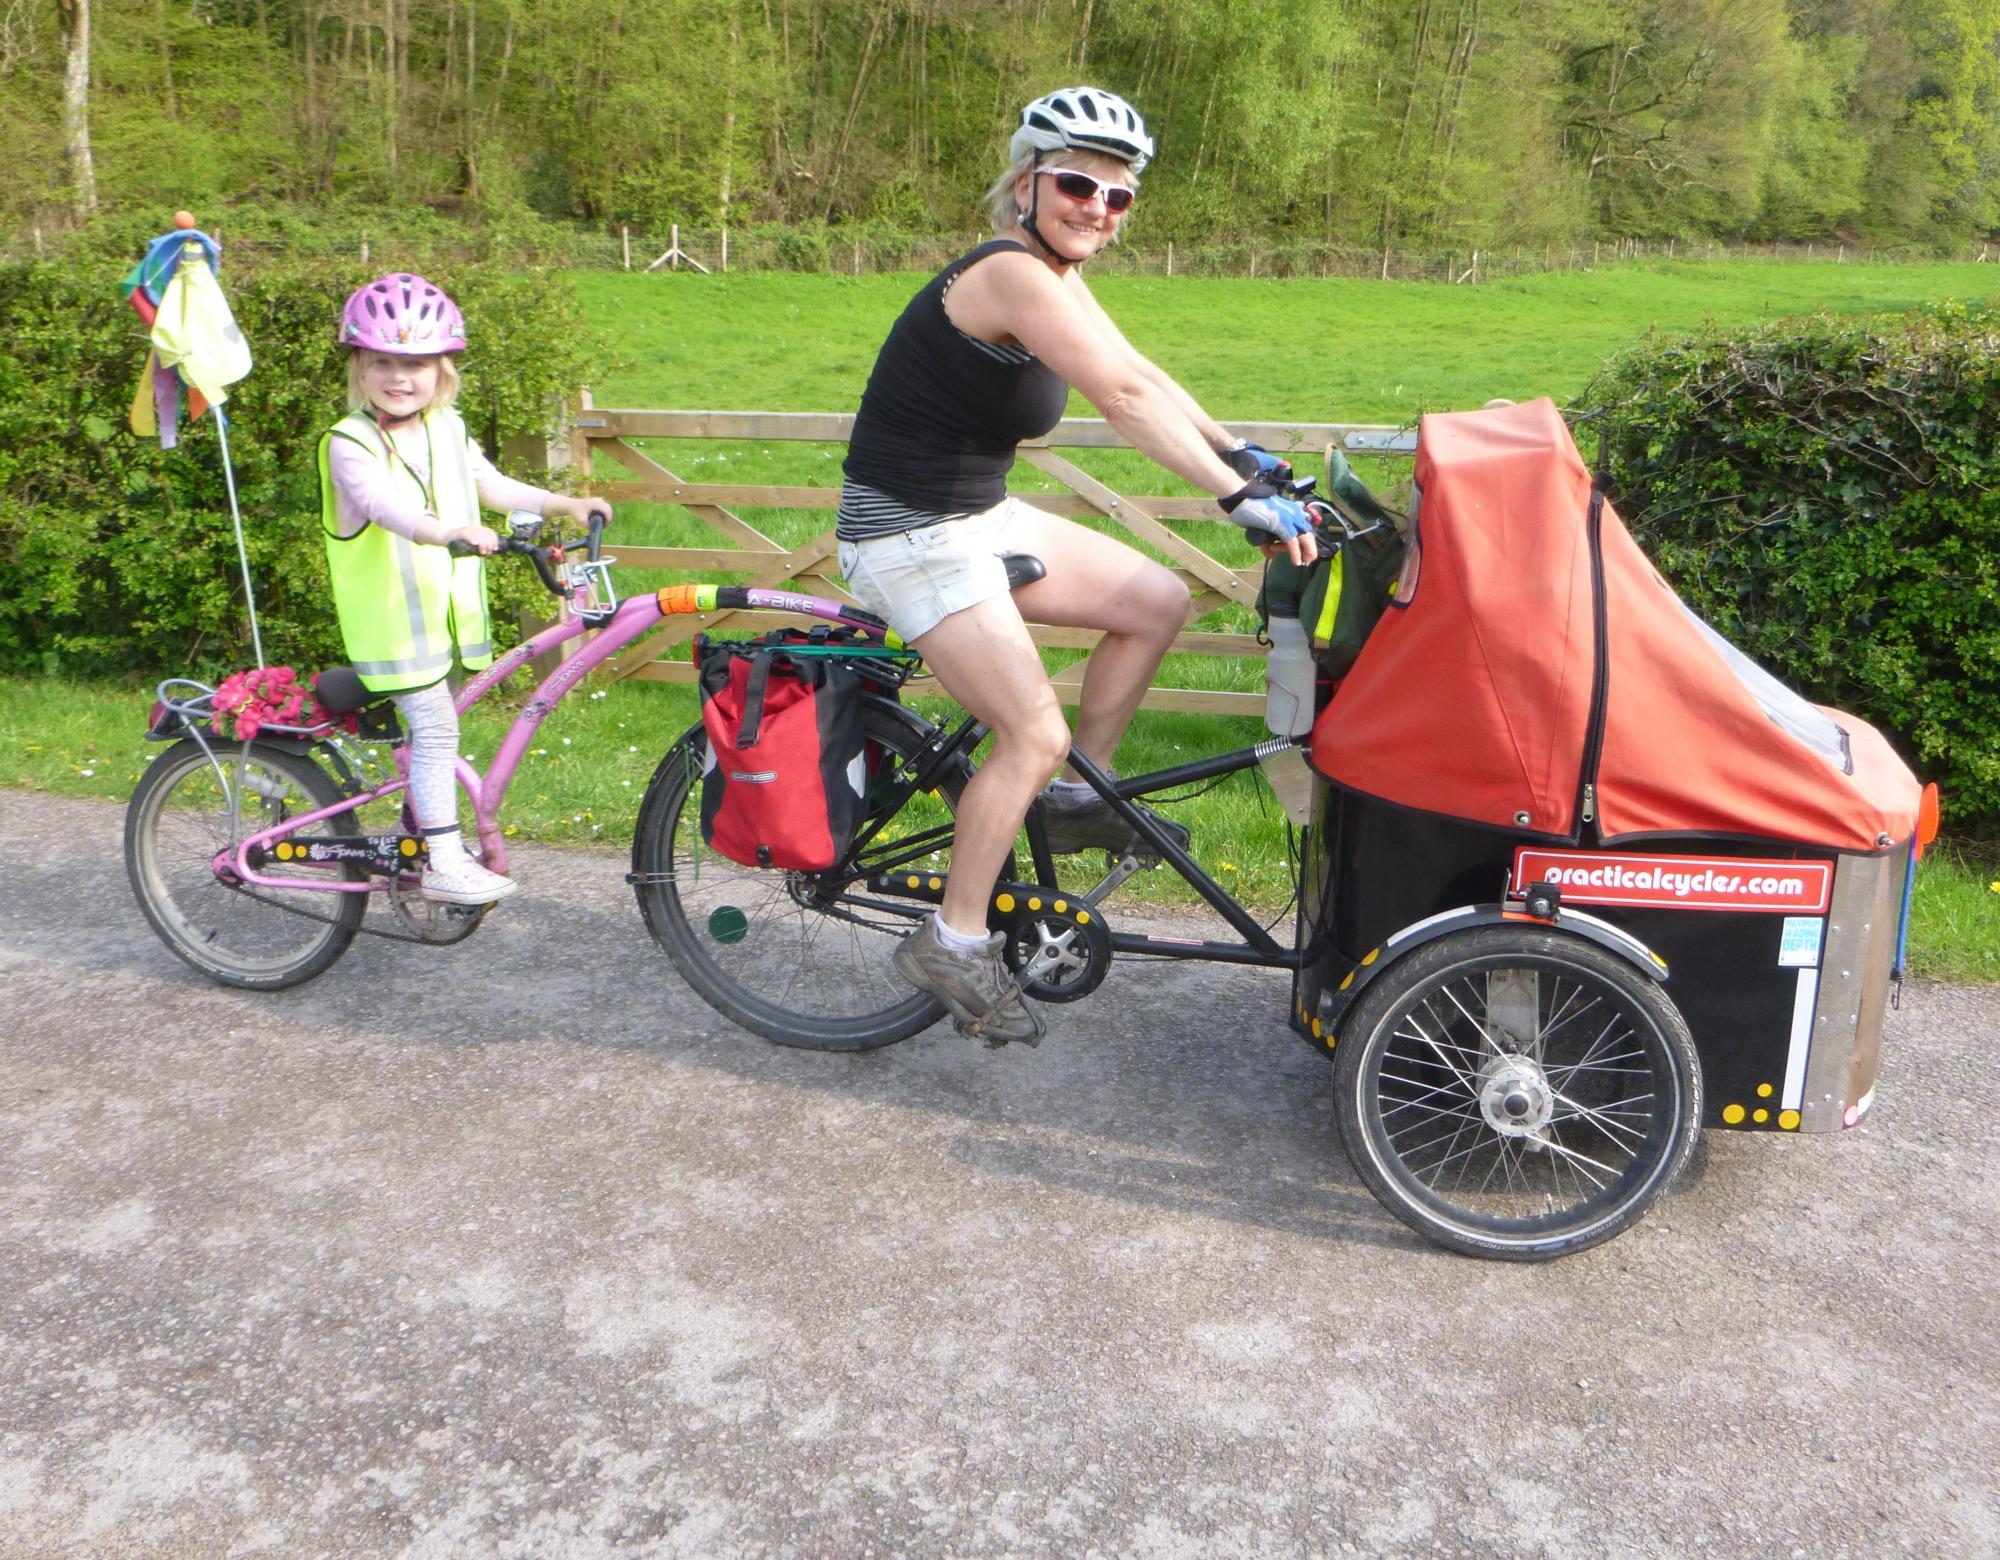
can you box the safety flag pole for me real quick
[124,210,264,667]
[211,412,263,667]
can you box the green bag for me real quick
[1256,451,1408,679]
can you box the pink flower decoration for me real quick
[213,666,313,740]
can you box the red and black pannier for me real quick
[696,634,869,871]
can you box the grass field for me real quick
[572,258,2000,420]
[17,259,1998,975]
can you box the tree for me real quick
[55,0,94,214]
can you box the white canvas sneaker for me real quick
[421,856,519,906]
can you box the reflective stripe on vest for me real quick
[318,408,494,692]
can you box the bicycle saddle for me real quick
[1001,553,1046,590]
[312,666,385,714]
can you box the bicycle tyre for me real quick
[1332,925,1702,1262]
[632,701,972,1050]
[126,737,367,990]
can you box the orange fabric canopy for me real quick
[1309,398,1920,852]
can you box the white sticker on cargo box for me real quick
[1778,917,1823,968]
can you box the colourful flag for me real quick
[124,223,251,449]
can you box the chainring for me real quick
[385,872,491,945]
[1001,898,1112,1003]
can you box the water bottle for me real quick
[1263,611,1315,737]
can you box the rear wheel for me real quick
[126,738,367,990]
[1332,926,1701,1261]
[632,702,974,1050]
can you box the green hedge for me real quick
[1582,304,2000,832]
[0,257,609,679]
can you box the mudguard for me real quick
[1316,902,1668,1034]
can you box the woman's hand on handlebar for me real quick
[1258,531,1320,568]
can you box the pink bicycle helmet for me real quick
[339,273,467,354]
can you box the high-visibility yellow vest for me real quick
[318,407,494,693]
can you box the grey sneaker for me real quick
[892,917,1046,1047]
[1040,792,1191,858]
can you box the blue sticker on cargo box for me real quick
[1778,917,1823,968]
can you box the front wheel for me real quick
[1332,926,1701,1261]
[631,701,971,1050]
[126,738,367,990]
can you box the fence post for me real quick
[1166,241,1174,277]
[360,230,369,265]
[32,225,42,257]
[1249,248,1257,279]
[622,225,630,269]
[721,224,729,273]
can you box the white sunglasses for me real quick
[1037,168,1137,212]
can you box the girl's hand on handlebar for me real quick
[450,522,501,556]
[549,494,613,527]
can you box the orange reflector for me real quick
[657,585,703,616]
[1915,782,1940,860]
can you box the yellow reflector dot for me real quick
[1756,1082,1774,1098]
[1054,899,1067,913]
[1028,897,1042,911]
[401,838,418,856]
[995,893,1015,913]
[1779,1110,1801,1130]
[1311,1018,1323,1037]
[1361,948,1379,966]
[1075,911,1090,925]
[928,876,942,891]
[1753,1108,1770,1124]
[1339,971,1354,990]
[1722,1103,1746,1125]
[906,875,920,888]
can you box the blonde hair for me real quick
[346,351,460,413]
[984,149,1138,237]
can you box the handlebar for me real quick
[447,505,608,598]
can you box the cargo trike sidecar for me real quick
[1292,398,1930,1260]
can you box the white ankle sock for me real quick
[423,824,469,869]
[932,911,988,951]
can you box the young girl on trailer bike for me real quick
[322,274,612,906]
[837,87,1317,1045]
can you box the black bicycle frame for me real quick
[839,697,1319,971]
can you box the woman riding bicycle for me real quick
[838,86,1316,1045]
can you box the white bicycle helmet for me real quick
[1011,87,1153,173]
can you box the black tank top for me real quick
[842,240,1070,516]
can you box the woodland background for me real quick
[8,0,2000,252]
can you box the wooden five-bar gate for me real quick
[549,395,1413,716]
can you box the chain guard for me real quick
[1000,897,1112,1003]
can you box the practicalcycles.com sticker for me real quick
[1511,849,1832,913]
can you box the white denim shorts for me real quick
[837,497,1043,644]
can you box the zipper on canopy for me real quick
[1572,483,1610,840]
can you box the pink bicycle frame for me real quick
[223,584,885,893]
